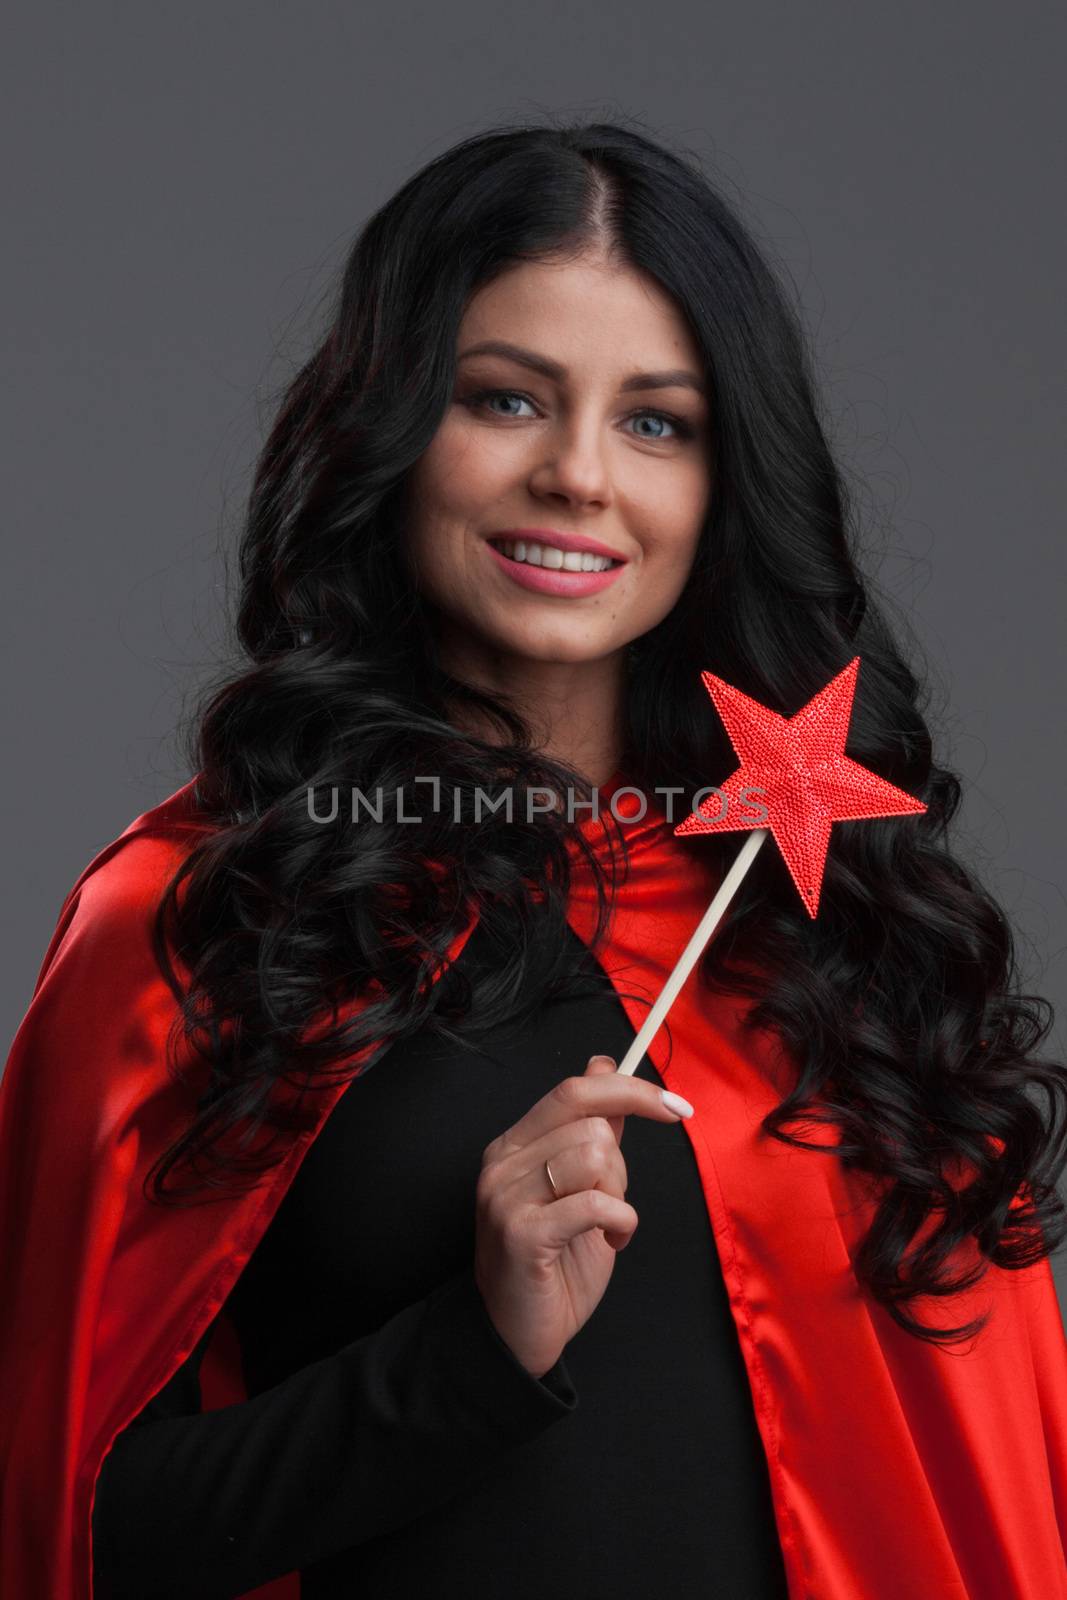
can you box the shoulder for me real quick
[3,780,221,1107]
[31,778,218,999]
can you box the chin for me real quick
[506,640,610,666]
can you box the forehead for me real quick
[457,258,705,382]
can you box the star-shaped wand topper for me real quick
[614,656,927,1078]
[675,654,926,918]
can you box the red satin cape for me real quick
[1,775,1065,1598]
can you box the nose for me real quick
[527,418,612,509]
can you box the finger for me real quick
[496,1121,628,1207]
[531,1188,640,1253]
[489,1058,692,1165]
[584,1054,625,1143]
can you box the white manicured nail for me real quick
[660,1089,694,1118]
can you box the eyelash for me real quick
[461,386,696,442]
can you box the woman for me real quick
[2,120,1065,1600]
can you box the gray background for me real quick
[3,4,1064,1315]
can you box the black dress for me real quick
[91,908,789,1599]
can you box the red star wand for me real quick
[615,655,927,1077]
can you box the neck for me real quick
[437,631,628,789]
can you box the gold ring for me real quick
[544,1157,561,1200]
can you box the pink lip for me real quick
[484,538,627,597]
[492,527,628,562]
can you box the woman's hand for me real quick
[473,1054,694,1378]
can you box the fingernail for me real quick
[660,1088,694,1118]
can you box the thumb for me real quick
[583,1053,625,1143]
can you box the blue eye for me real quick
[629,411,687,441]
[462,387,694,441]
[476,390,533,419]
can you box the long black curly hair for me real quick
[146,115,1066,1348]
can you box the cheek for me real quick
[635,475,707,571]
[409,431,521,581]
[420,414,515,505]
[404,467,479,596]
[405,439,472,551]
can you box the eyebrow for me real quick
[456,339,707,398]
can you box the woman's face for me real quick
[403,253,713,676]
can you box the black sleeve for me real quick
[90,1265,577,1600]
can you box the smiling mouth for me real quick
[487,537,625,573]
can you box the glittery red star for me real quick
[674,655,927,918]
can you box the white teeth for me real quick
[495,539,615,573]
